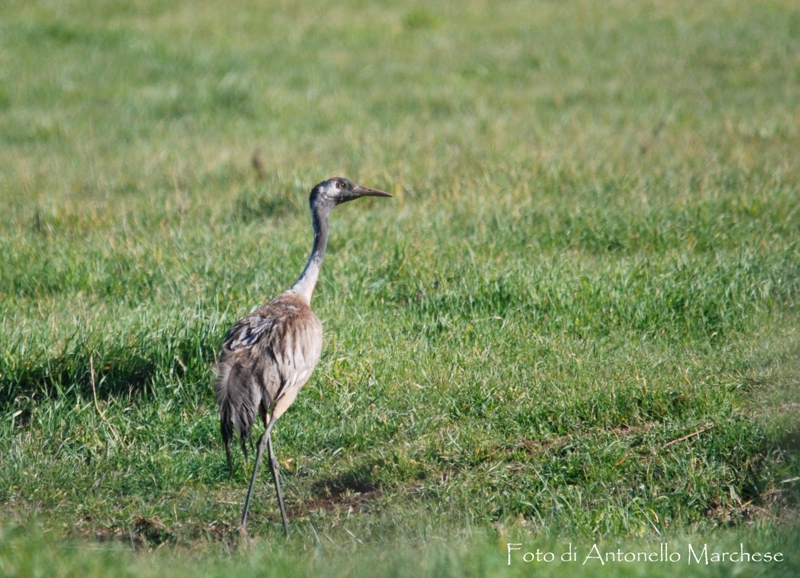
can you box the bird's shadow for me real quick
[312,470,379,497]
[2,350,156,408]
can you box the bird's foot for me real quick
[238,524,250,540]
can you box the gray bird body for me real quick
[216,291,322,462]
[214,177,390,536]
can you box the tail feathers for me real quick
[215,360,259,463]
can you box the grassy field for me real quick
[1,0,799,575]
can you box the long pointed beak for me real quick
[353,184,392,198]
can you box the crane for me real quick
[215,177,391,536]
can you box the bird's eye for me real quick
[336,181,345,189]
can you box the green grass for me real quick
[1,0,799,575]
[2,524,800,578]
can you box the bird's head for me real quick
[310,177,392,208]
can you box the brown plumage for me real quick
[215,177,391,536]
[217,292,322,467]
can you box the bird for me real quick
[215,177,391,536]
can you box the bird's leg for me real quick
[240,430,269,532]
[238,416,290,536]
[267,427,290,536]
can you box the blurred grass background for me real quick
[1,0,799,575]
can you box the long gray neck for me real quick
[290,202,331,303]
